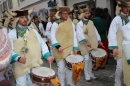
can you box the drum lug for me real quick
[41,78,44,81]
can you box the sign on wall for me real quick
[48,0,56,7]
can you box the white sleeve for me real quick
[72,23,78,50]
[33,29,51,59]
[51,22,60,47]
[8,29,20,63]
[108,16,122,49]
[45,22,51,39]
[76,21,86,43]
[39,23,45,35]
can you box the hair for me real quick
[104,8,108,13]
[95,7,106,19]
[33,16,38,20]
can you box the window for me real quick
[8,0,13,9]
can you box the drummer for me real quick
[46,8,57,57]
[51,6,78,86]
[76,6,103,82]
[108,0,130,86]
[8,9,54,86]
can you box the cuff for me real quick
[44,36,47,38]
[108,46,118,49]
[43,52,51,60]
[55,45,61,49]
[73,47,79,50]
[79,39,87,43]
[11,54,20,64]
[52,43,60,47]
[98,40,101,43]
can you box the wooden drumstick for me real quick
[50,63,52,73]
[110,53,119,57]
[63,45,72,50]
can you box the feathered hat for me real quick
[116,0,130,15]
[78,5,90,19]
[55,3,70,19]
[11,6,36,28]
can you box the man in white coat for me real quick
[51,6,79,86]
[76,6,102,82]
[8,10,54,86]
[108,0,130,86]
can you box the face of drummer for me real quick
[18,16,28,26]
[121,5,130,14]
[84,12,90,19]
[59,11,69,20]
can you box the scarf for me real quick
[119,12,129,25]
[8,24,13,30]
[82,18,89,25]
[16,24,28,37]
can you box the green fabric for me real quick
[8,24,13,30]
[119,13,129,25]
[16,26,28,37]
[127,59,130,65]
[43,52,51,60]
[92,17,107,41]
[71,18,74,22]
[108,46,118,49]
[73,47,79,50]
[79,39,86,43]
[11,54,19,64]
[52,43,60,47]
[55,19,66,24]
[82,18,89,25]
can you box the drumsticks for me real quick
[50,63,52,73]
[110,53,119,57]
[63,45,73,50]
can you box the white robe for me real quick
[8,25,50,63]
[108,15,125,49]
[45,22,52,40]
[51,22,78,49]
[76,20,101,43]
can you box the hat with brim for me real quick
[117,0,130,7]
[14,10,28,17]
[78,6,90,19]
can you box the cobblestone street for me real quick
[11,56,124,86]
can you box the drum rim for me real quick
[31,67,55,78]
[65,55,84,63]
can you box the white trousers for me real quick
[16,70,37,86]
[84,54,95,80]
[115,58,123,86]
[57,60,75,86]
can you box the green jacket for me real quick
[92,17,107,41]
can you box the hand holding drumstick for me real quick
[99,42,105,48]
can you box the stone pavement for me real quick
[11,56,124,86]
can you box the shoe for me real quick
[91,76,97,80]
[86,79,91,82]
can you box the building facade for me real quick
[0,0,116,19]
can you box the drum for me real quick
[65,55,84,70]
[31,67,56,85]
[90,48,107,70]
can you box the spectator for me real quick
[92,7,109,63]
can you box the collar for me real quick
[18,24,27,28]
[120,12,128,16]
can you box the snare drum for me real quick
[31,67,55,85]
[90,48,107,70]
[65,55,84,70]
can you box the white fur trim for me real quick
[115,5,121,16]
[55,11,60,19]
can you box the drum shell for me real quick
[65,55,84,70]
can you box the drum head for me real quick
[66,55,83,63]
[32,67,55,77]
[91,48,106,58]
